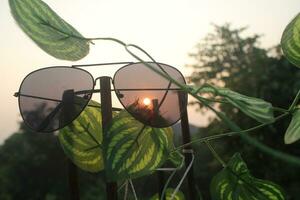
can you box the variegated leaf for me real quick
[216,87,274,123]
[168,149,185,168]
[9,0,89,61]
[281,13,300,68]
[211,153,285,200]
[284,109,300,144]
[104,110,183,181]
[149,188,185,200]
[58,101,104,173]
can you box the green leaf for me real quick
[281,13,300,68]
[104,110,182,181]
[168,150,185,168]
[210,153,285,200]
[216,87,274,123]
[9,0,89,61]
[58,101,104,173]
[149,188,185,200]
[284,109,300,144]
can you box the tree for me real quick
[187,24,300,199]
[0,123,106,200]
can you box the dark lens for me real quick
[113,62,187,128]
[19,67,94,132]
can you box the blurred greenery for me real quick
[188,24,300,199]
[0,122,178,200]
[1,24,300,199]
[0,123,107,200]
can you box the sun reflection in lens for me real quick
[143,97,151,106]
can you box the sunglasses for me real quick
[14,62,188,133]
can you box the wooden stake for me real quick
[152,99,166,200]
[100,77,118,200]
[62,90,80,200]
[178,92,196,200]
[67,161,80,200]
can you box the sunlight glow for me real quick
[143,98,151,106]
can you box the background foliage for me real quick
[187,24,300,199]
[1,24,300,199]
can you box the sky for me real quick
[0,0,299,143]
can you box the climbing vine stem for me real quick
[205,140,226,168]
[89,37,300,166]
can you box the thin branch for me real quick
[173,113,288,152]
[204,140,226,167]
[85,36,300,167]
[289,89,300,111]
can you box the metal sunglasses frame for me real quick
[14,61,188,132]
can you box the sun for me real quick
[143,97,151,106]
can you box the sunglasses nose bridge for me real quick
[94,76,113,85]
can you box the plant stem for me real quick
[204,140,226,167]
[88,36,300,167]
[200,98,300,167]
[289,89,300,111]
[272,106,290,113]
[172,113,288,152]
[86,37,127,46]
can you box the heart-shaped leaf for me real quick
[208,86,274,123]
[281,13,300,68]
[9,0,89,61]
[58,101,104,173]
[104,110,183,181]
[211,153,285,200]
[149,188,185,200]
[284,109,300,144]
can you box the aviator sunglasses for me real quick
[14,62,188,133]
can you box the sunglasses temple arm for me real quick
[74,88,184,95]
[36,103,63,131]
[15,92,122,111]
[15,93,61,102]
[14,85,185,114]
[34,102,121,131]
[14,87,184,99]
[14,92,66,131]
[37,90,75,132]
